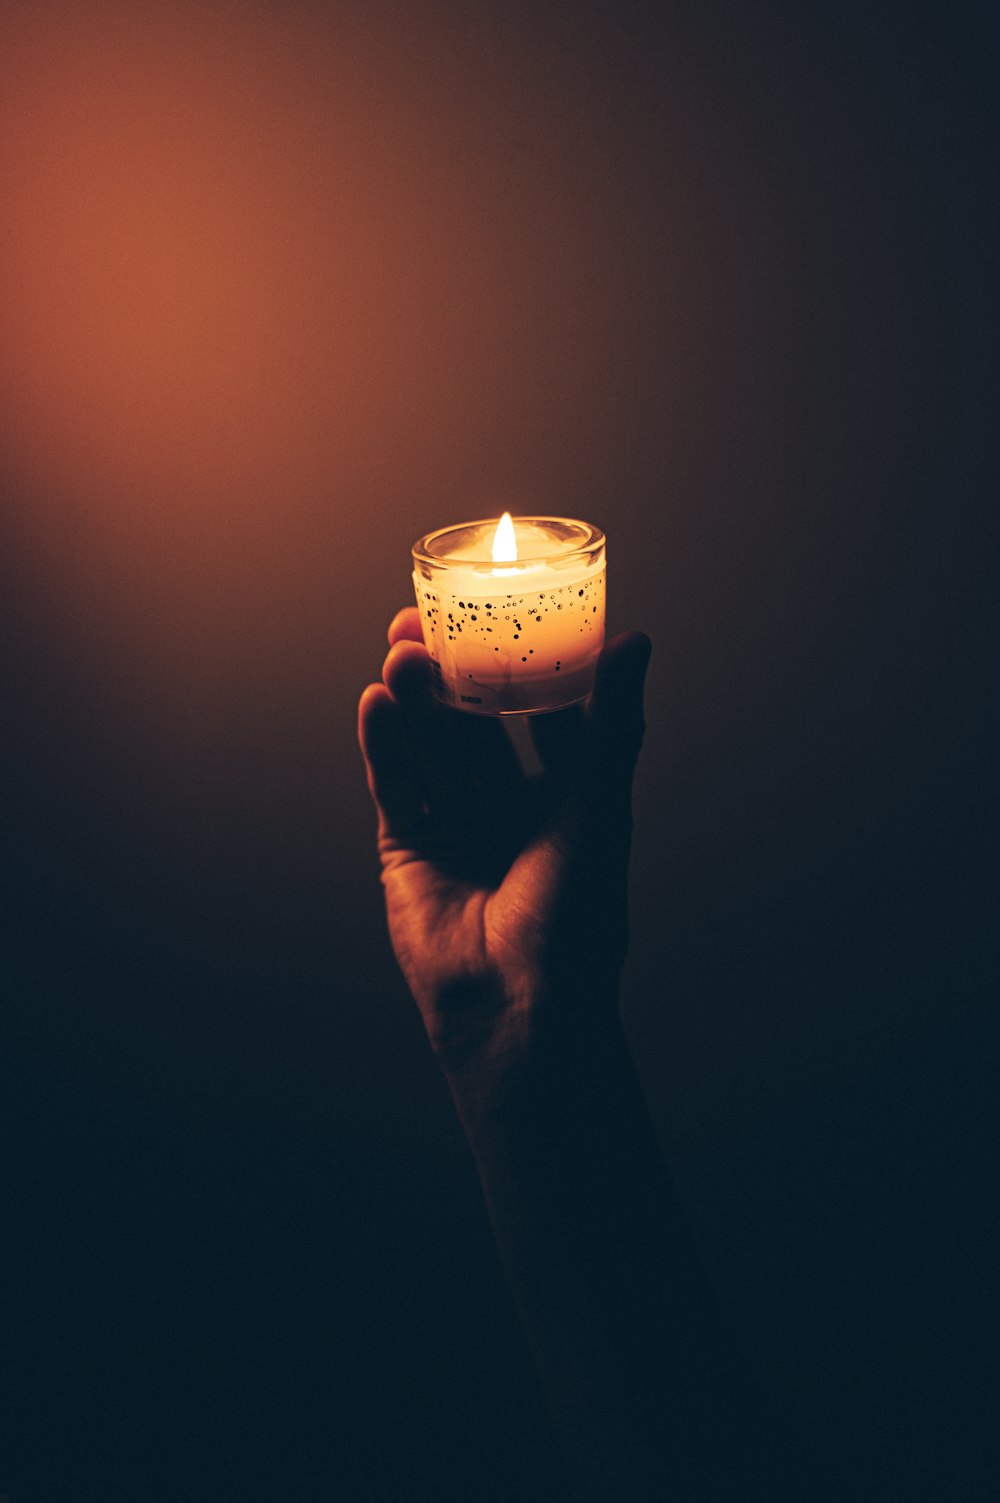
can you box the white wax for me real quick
[413,552,605,714]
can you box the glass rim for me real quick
[412,515,606,569]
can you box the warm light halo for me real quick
[411,517,605,571]
[491,511,517,564]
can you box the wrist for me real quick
[432,975,628,1145]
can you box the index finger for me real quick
[388,606,424,646]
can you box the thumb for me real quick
[585,631,652,798]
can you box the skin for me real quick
[357,605,651,1108]
[358,610,762,1499]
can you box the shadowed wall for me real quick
[1,2,993,1499]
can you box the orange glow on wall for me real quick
[0,1,693,777]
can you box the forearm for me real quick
[441,990,763,1500]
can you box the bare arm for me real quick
[358,609,762,1497]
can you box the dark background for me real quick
[1,2,994,1498]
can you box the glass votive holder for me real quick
[412,515,606,715]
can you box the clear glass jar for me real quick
[412,516,606,715]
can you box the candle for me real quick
[412,514,606,715]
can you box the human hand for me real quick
[358,607,651,1084]
[359,613,764,1501]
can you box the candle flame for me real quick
[492,511,517,564]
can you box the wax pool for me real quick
[412,515,606,715]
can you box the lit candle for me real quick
[412,514,606,715]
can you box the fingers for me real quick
[584,631,652,798]
[357,683,426,839]
[380,640,450,801]
[381,638,523,807]
[530,702,585,782]
[363,610,603,834]
[387,606,424,646]
[382,637,435,701]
